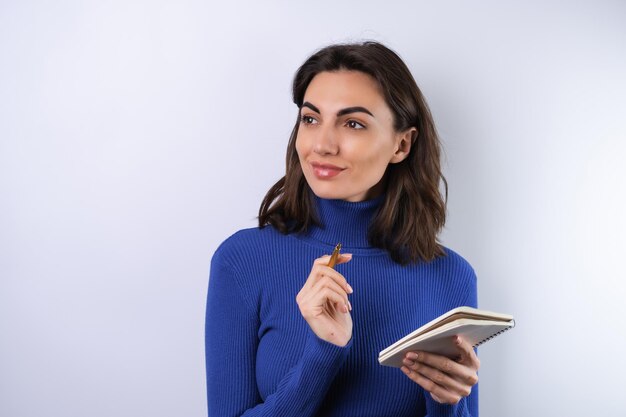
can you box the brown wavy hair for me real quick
[258,41,447,264]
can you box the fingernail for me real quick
[406,352,418,360]
[346,283,354,293]
[348,300,352,311]
[402,358,414,366]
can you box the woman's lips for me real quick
[310,162,345,179]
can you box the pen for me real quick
[327,243,342,269]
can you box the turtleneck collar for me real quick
[306,195,384,249]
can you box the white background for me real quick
[1,1,625,416]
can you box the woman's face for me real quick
[296,70,414,202]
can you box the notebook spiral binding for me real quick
[473,319,515,348]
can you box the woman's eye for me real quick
[346,120,365,130]
[300,115,317,125]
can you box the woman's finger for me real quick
[313,287,351,314]
[454,336,481,368]
[430,392,445,404]
[402,357,471,398]
[313,253,352,267]
[298,284,351,316]
[310,276,352,311]
[400,366,463,404]
[405,349,479,386]
[303,263,353,295]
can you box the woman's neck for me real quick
[306,195,384,249]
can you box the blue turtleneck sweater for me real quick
[205,197,478,417]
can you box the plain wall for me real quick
[1,1,625,416]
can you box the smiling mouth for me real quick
[310,162,345,179]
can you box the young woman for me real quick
[206,41,480,417]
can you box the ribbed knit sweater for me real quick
[205,196,478,417]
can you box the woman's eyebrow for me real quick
[301,101,320,113]
[336,106,374,117]
[301,101,374,118]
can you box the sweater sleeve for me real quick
[205,246,352,417]
[424,262,479,417]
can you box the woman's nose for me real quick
[313,125,339,156]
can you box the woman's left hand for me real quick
[401,336,480,404]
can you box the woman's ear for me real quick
[390,127,417,164]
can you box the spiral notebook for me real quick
[378,306,515,368]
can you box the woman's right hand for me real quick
[296,253,353,347]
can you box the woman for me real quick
[206,41,479,416]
